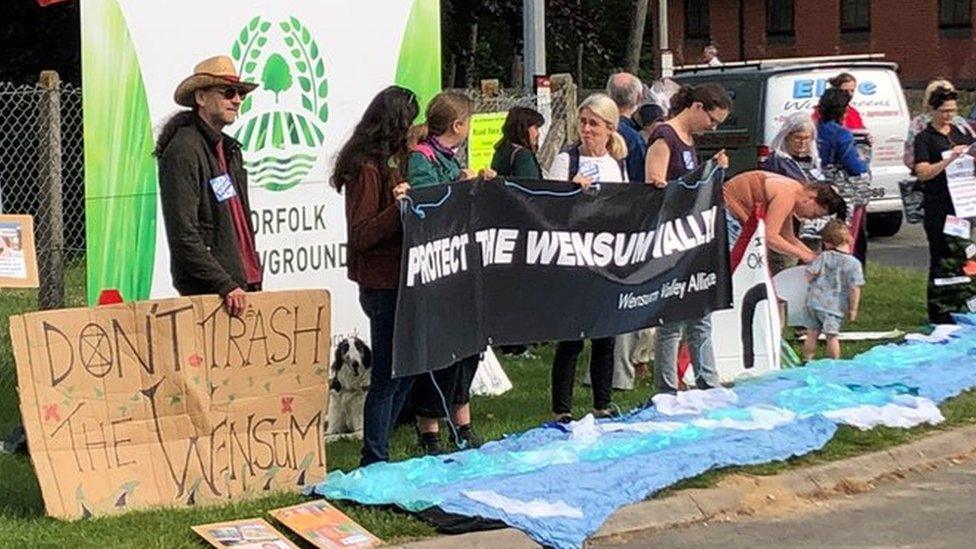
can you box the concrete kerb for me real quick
[397,424,976,548]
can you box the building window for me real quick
[940,0,972,28]
[685,0,710,40]
[766,0,795,37]
[840,0,870,33]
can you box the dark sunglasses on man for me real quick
[209,86,249,100]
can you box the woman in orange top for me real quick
[723,170,846,264]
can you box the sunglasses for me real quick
[209,86,249,100]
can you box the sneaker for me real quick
[592,408,621,419]
[419,432,444,455]
[553,413,574,424]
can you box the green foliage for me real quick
[261,54,292,102]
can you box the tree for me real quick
[624,0,649,74]
[262,54,292,103]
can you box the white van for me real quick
[676,56,911,237]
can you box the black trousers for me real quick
[923,215,955,324]
[412,354,480,419]
[551,338,614,415]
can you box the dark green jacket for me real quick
[491,141,542,179]
[407,142,462,188]
[157,114,256,297]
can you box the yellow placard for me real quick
[467,111,508,173]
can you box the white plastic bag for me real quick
[470,347,513,396]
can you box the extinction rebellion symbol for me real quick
[230,16,329,192]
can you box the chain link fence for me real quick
[449,78,579,173]
[0,76,86,398]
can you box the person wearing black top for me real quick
[491,107,544,179]
[913,87,976,324]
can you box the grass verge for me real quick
[1,262,972,547]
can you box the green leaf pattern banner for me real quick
[81,1,441,341]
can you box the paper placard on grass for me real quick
[0,214,39,288]
[270,500,383,548]
[193,518,299,548]
[467,111,508,173]
[943,151,976,218]
[8,290,331,519]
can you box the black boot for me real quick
[419,431,444,455]
[450,424,483,449]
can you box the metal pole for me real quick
[523,0,546,89]
[657,0,674,78]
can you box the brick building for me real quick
[667,0,976,88]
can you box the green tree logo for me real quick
[229,16,330,192]
[262,54,292,103]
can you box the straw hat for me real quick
[173,55,258,107]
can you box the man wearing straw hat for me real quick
[155,55,262,315]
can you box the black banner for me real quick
[392,164,733,377]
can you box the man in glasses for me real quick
[155,55,262,315]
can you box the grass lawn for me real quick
[1,261,974,547]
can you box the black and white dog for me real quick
[326,336,371,438]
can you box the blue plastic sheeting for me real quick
[314,319,976,548]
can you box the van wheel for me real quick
[867,212,903,238]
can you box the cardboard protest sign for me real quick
[269,500,383,548]
[193,518,299,548]
[9,290,330,519]
[0,214,39,288]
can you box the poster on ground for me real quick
[9,290,330,519]
[269,500,382,549]
[82,0,441,347]
[0,214,39,288]
[193,518,298,548]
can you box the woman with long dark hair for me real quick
[332,85,419,466]
[491,107,545,179]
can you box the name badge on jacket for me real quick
[209,174,237,202]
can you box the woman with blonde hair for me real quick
[549,93,628,185]
[548,93,627,424]
[904,79,976,169]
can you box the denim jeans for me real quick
[653,314,719,393]
[358,288,415,467]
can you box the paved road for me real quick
[599,458,976,549]
[868,221,927,271]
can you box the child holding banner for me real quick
[333,85,420,467]
[407,91,492,454]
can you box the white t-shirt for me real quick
[549,152,628,183]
